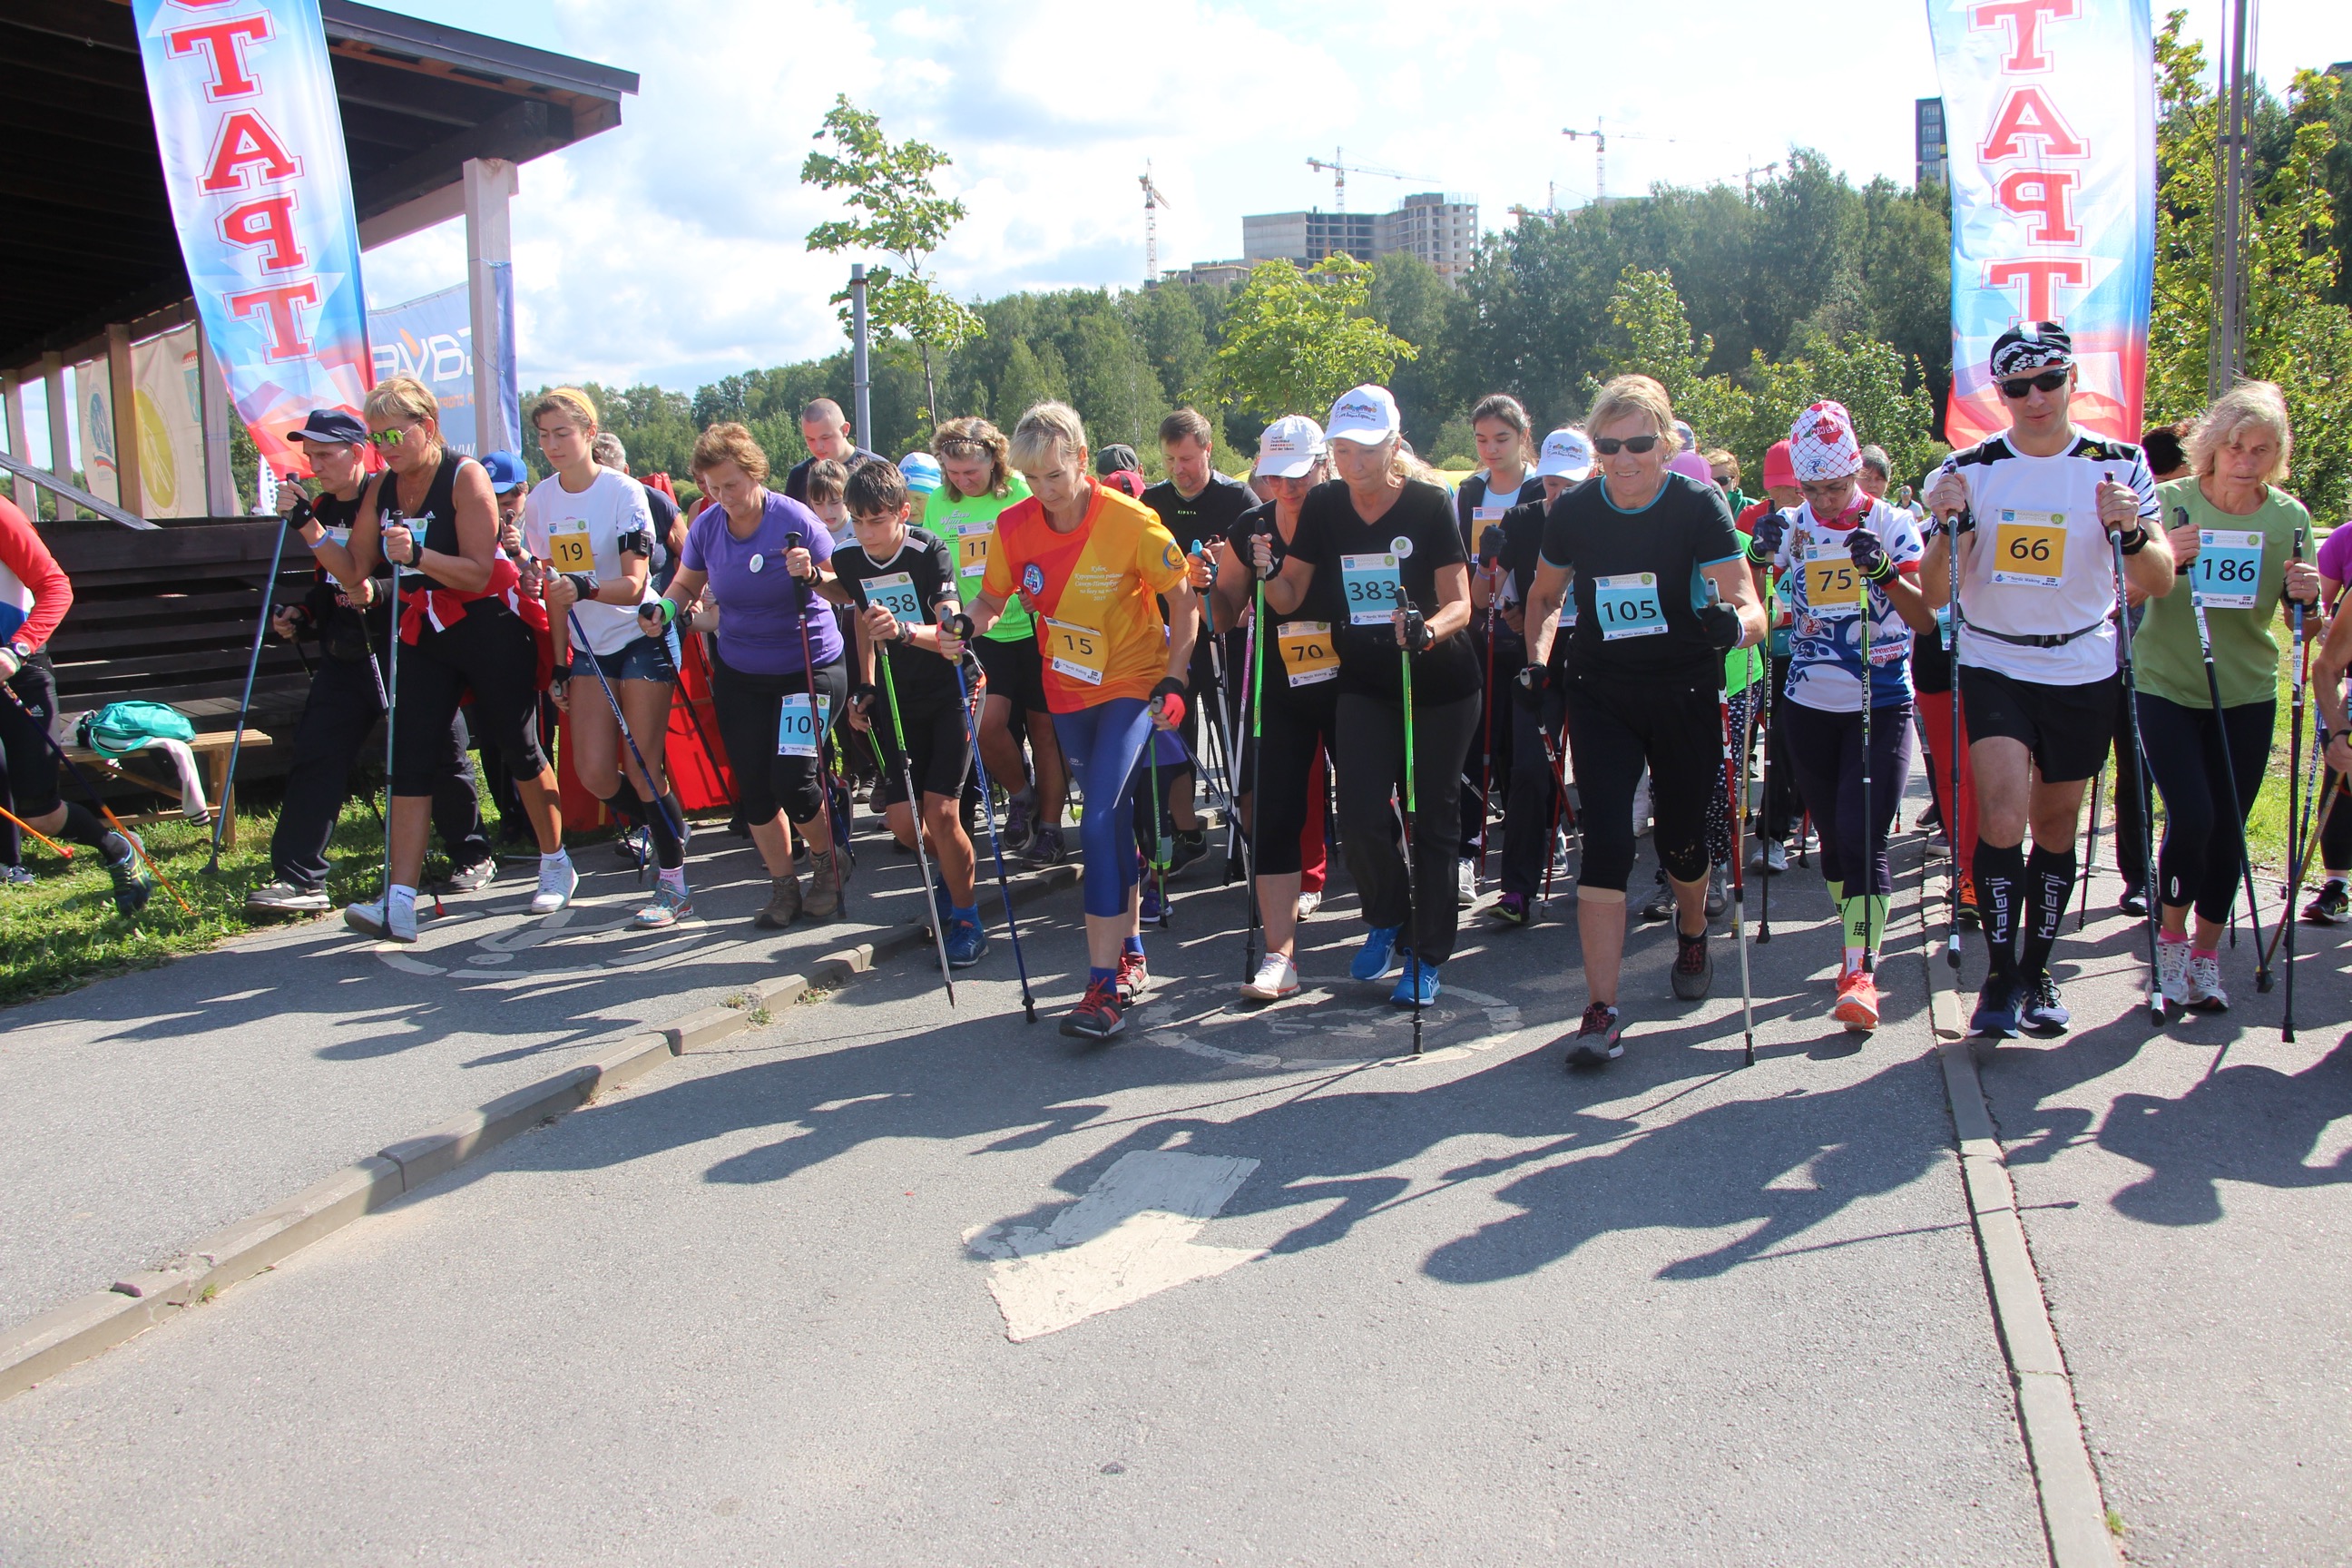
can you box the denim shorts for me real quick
[569,632,676,685]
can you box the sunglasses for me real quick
[1593,435,1661,456]
[368,427,411,447]
[1997,369,2070,400]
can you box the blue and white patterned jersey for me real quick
[1769,495,1926,713]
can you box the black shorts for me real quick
[1957,664,2116,785]
[973,631,1047,715]
[872,695,974,805]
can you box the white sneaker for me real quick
[343,897,417,944]
[1751,839,1788,874]
[1240,954,1300,1002]
[1631,773,1652,838]
[1295,889,1322,921]
[2185,953,2230,1012]
[2156,939,2190,1009]
[1455,858,1477,906]
[531,855,578,915]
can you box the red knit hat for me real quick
[1761,439,1796,490]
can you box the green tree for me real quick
[801,94,984,433]
[1212,255,1416,424]
[1597,266,1752,444]
[1368,252,1465,447]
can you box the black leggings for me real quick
[1563,671,1722,893]
[275,652,488,889]
[1500,677,1568,897]
[710,652,850,828]
[1779,699,1914,901]
[1249,693,1338,878]
[390,602,548,796]
[2136,691,2273,925]
[1334,689,1479,965]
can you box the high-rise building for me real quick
[1916,97,1950,191]
[1241,192,1479,279]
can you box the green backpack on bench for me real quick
[76,700,197,758]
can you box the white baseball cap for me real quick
[1535,427,1594,481]
[1254,414,1326,478]
[1325,385,1401,446]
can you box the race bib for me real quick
[1991,509,2067,587]
[1935,602,1954,652]
[1340,552,1402,626]
[775,691,832,759]
[1802,538,1865,617]
[2192,529,2263,611]
[1556,595,1578,629]
[1592,572,1667,641]
[865,570,924,623]
[323,524,351,549]
[1472,505,1509,565]
[1044,617,1109,686]
[956,522,992,580]
[547,521,593,574]
[1278,620,1339,687]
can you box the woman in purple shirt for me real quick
[644,423,850,928]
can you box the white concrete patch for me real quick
[1132,983,1527,1070]
[967,1152,1263,1341]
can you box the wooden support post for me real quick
[2,374,36,517]
[463,157,517,460]
[106,322,141,517]
[42,354,74,521]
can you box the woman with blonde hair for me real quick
[2134,381,2320,1011]
[343,374,571,943]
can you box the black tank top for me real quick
[308,476,392,661]
[383,449,475,594]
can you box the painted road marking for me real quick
[966,1152,1263,1341]
[1132,983,1526,1070]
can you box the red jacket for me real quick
[0,496,71,654]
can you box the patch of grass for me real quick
[2105,1506,2125,1537]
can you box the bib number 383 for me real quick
[1340,553,1402,626]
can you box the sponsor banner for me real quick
[131,0,372,481]
[1926,0,2155,446]
[132,327,211,518]
[367,269,519,458]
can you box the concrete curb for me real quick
[0,860,1080,1402]
[1916,853,2120,1568]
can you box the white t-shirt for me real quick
[524,468,659,657]
[1940,432,2158,686]
[1770,495,1926,713]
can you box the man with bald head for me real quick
[784,399,881,505]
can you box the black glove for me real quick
[1514,662,1549,697]
[1401,606,1431,653]
[1846,527,1895,583]
[848,682,877,714]
[1696,602,1743,652]
[944,612,976,642]
[1939,509,1975,537]
[1748,509,1788,562]
[563,572,599,604]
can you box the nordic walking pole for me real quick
[946,635,1034,1021]
[1394,583,1422,1056]
[873,630,956,1005]
[565,607,684,882]
[1476,543,1499,887]
[2283,516,2311,1039]
[2173,506,2274,993]
[2076,766,2102,931]
[1856,559,1877,976]
[1144,735,1171,929]
[210,484,298,871]
[1710,580,1756,1067]
[1756,584,1778,944]
[2109,485,2167,1023]
[784,531,848,913]
[1241,564,1265,978]
[0,682,191,914]
[380,505,404,906]
[2264,762,2337,977]
[0,802,74,859]
[1191,541,1234,818]
[1939,501,1967,970]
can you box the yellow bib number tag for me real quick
[1991,510,2067,587]
[1472,505,1508,566]
[1802,540,1864,616]
[1044,617,1109,686]
[956,523,991,577]
[1278,620,1339,688]
[548,523,593,573]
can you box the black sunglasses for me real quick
[1593,435,1661,456]
[1997,368,2070,400]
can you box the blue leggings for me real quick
[1053,697,1156,917]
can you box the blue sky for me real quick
[359,0,2350,395]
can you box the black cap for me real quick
[291,408,368,446]
[1989,321,2073,378]
[1095,444,1141,477]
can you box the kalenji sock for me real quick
[2019,845,2076,979]
[1974,839,2025,975]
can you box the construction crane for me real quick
[1140,161,1172,284]
[1305,147,1437,213]
[1743,160,1780,200]
[1562,120,1674,206]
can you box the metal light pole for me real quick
[849,262,873,450]
[2210,0,2253,397]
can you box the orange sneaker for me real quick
[1832,968,1881,1033]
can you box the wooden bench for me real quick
[58,727,275,849]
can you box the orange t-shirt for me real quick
[984,482,1188,712]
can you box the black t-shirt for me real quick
[783,447,885,505]
[1498,493,1578,672]
[1539,471,1742,682]
[1288,477,1479,705]
[644,485,683,591]
[1230,500,1338,715]
[1142,472,1257,552]
[832,528,962,707]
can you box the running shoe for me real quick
[754,874,802,930]
[2021,972,2072,1035]
[2303,878,2350,925]
[1705,867,1727,918]
[1640,867,1675,923]
[1295,889,1322,921]
[2184,953,2230,1013]
[1568,1001,1623,1066]
[1028,824,1067,866]
[1117,949,1151,1004]
[803,851,844,918]
[1456,858,1477,906]
[1916,799,1942,833]
[1141,877,1166,924]
[1060,977,1124,1040]
[2156,937,2191,1010]
[944,915,989,969]
[1832,968,1880,1033]
[343,896,417,944]
[0,865,35,888]
[104,833,152,917]
[633,883,692,929]
[530,855,578,916]
[246,879,331,916]
[1240,954,1300,1002]
[1969,974,2024,1039]
[1487,891,1530,926]
[446,856,498,893]
[1760,839,1789,874]
[1171,828,1208,877]
[1670,927,1713,1001]
[1349,924,1404,982]
[1390,958,1441,1008]
[2118,884,2149,918]
[1003,793,1036,856]
[1956,873,1982,930]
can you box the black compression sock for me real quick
[642,789,683,870]
[1974,838,2025,975]
[59,801,126,858]
[2019,845,2076,980]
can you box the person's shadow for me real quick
[2100,1035,2352,1225]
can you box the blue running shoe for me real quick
[1969,974,2024,1039]
[944,914,988,968]
[1389,958,1441,1008]
[1350,924,1405,982]
[2019,972,2071,1035]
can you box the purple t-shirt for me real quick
[2318,523,2351,603]
[681,491,847,676]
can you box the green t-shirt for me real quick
[2135,477,2312,710]
[923,474,1033,642]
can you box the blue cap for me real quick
[898,451,942,495]
[291,408,368,446]
[481,450,529,494]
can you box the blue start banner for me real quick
[366,269,519,459]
